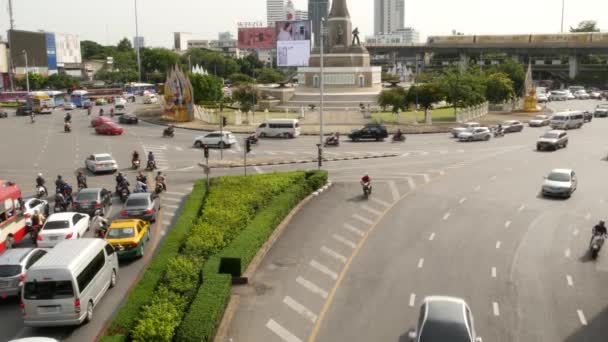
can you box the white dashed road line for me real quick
[343,223,365,237]
[296,276,328,299]
[388,180,400,202]
[493,302,500,316]
[459,197,467,204]
[577,310,587,326]
[491,267,497,278]
[505,221,512,229]
[409,293,416,307]
[371,197,391,208]
[443,212,451,220]
[429,232,436,241]
[417,258,424,269]
[320,246,347,263]
[332,234,357,249]
[352,214,374,225]
[309,260,338,280]
[496,241,501,249]
[567,275,574,287]
[360,205,382,216]
[283,296,318,323]
[565,248,571,258]
[474,185,481,191]
[266,319,303,342]
[518,204,526,212]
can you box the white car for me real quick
[451,122,480,138]
[549,91,568,101]
[23,198,50,217]
[537,93,549,103]
[589,91,602,99]
[566,91,576,100]
[63,102,76,110]
[36,212,90,248]
[458,127,492,142]
[194,131,238,149]
[542,169,578,198]
[574,90,590,99]
[85,153,118,174]
[114,97,127,106]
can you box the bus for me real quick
[44,91,66,108]
[29,92,53,114]
[0,91,29,103]
[0,181,26,254]
[71,90,90,108]
[125,82,156,96]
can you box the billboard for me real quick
[45,33,57,72]
[237,27,275,49]
[275,21,311,67]
[9,30,48,68]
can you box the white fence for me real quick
[456,102,489,123]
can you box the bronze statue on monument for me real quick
[352,27,361,46]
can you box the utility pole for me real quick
[134,0,142,82]
[8,0,16,91]
[561,0,565,33]
[23,50,30,93]
[318,18,325,168]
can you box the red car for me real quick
[91,116,113,127]
[96,123,124,135]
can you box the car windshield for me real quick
[548,172,571,182]
[542,133,559,139]
[534,116,546,120]
[96,156,113,161]
[0,265,21,277]
[76,192,98,201]
[126,198,149,207]
[552,116,565,121]
[43,220,70,230]
[107,227,135,239]
[23,280,75,300]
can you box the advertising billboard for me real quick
[45,33,58,72]
[9,30,48,68]
[237,27,276,49]
[275,21,311,67]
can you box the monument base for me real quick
[523,96,541,113]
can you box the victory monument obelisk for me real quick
[298,0,382,96]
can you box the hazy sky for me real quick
[0,0,605,47]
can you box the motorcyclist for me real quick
[164,124,175,136]
[326,132,340,144]
[496,123,503,134]
[99,108,104,116]
[394,129,403,140]
[155,171,167,191]
[87,106,92,116]
[55,175,65,193]
[147,152,156,169]
[136,171,148,184]
[62,183,74,204]
[64,112,72,123]
[593,220,607,236]
[110,108,115,117]
[132,150,140,163]
[31,209,45,227]
[54,192,67,211]
[134,179,148,193]
[116,172,125,186]
[36,173,48,195]
[77,171,87,189]
[90,211,109,238]
[361,174,371,187]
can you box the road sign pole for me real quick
[206,156,210,188]
[244,141,247,176]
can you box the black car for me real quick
[0,110,7,118]
[16,105,32,116]
[119,114,139,124]
[73,188,112,216]
[583,111,593,122]
[348,124,389,142]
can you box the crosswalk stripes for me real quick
[143,145,169,170]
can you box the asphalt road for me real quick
[225,99,608,342]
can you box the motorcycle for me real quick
[132,159,140,170]
[324,137,340,147]
[590,234,606,259]
[163,128,175,138]
[247,134,259,145]
[35,186,47,199]
[120,187,130,203]
[77,182,87,191]
[25,218,42,244]
[64,122,71,133]
[362,182,372,198]
[146,160,156,171]
[392,134,406,142]
[154,183,164,195]
[493,128,504,138]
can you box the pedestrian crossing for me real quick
[143,145,169,171]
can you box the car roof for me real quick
[126,193,150,200]
[207,131,233,135]
[47,212,77,221]
[110,219,145,228]
[93,153,113,158]
[547,130,565,134]
[0,248,35,264]
[78,188,102,194]
[550,168,573,174]
[420,296,471,342]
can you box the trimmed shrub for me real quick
[131,299,182,342]
[163,256,201,296]
[182,223,226,259]
[98,335,127,342]
[105,181,206,336]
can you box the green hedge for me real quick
[104,181,207,338]
[175,171,328,342]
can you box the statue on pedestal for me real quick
[336,24,344,45]
[352,27,361,46]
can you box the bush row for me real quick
[101,181,207,341]
[126,172,315,341]
[175,170,328,342]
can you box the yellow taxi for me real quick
[104,219,150,259]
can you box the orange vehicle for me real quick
[0,181,26,254]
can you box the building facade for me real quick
[0,41,8,89]
[267,0,285,27]
[174,32,192,51]
[308,0,329,48]
[366,27,419,44]
[374,0,405,35]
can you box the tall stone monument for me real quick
[298,0,381,90]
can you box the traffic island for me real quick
[200,152,400,169]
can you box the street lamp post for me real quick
[561,0,565,33]
[318,18,326,168]
[134,0,142,82]
[22,50,30,93]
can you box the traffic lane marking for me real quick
[493,302,500,316]
[332,234,357,249]
[343,223,365,237]
[577,310,587,326]
[360,204,382,216]
[266,319,303,342]
[309,260,338,280]
[320,246,347,263]
[283,296,318,323]
[296,276,329,299]
[352,214,374,226]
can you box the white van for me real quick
[143,94,158,104]
[22,239,118,327]
[256,119,301,138]
[550,111,584,130]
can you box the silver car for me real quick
[542,169,578,198]
[528,115,551,127]
[0,248,48,298]
[451,122,480,138]
[119,193,161,222]
[537,130,568,151]
[458,127,491,142]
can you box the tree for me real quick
[17,73,47,90]
[232,84,258,112]
[570,20,600,32]
[140,48,180,81]
[238,54,265,77]
[381,72,400,84]
[439,67,486,113]
[485,72,515,104]
[189,74,224,104]
[117,38,133,52]
[256,68,284,84]
[377,87,408,113]
[95,69,138,83]
[486,59,526,97]
[81,40,107,59]
[45,73,80,89]
[228,73,254,85]
[407,83,444,123]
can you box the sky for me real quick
[0,0,606,48]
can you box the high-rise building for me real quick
[374,0,405,35]
[174,32,192,51]
[295,10,308,20]
[366,27,420,44]
[133,36,145,50]
[267,0,285,27]
[308,0,329,48]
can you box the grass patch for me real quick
[0,101,22,108]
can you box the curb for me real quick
[213,182,333,342]
[200,153,400,169]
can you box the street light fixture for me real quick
[318,18,326,168]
